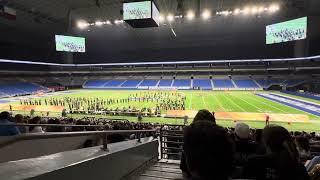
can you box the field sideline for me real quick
[1,90,320,132]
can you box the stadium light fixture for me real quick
[202,9,211,20]
[234,8,240,15]
[269,4,280,13]
[258,6,264,13]
[167,14,174,22]
[186,10,195,20]
[95,21,103,26]
[251,6,258,14]
[77,20,89,29]
[106,20,111,25]
[159,15,165,22]
[243,7,250,15]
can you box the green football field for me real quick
[3,90,320,132]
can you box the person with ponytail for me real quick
[243,125,309,180]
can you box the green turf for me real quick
[2,90,320,132]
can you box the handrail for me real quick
[0,123,110,128]
[0,129,157,150]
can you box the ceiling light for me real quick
[234,8,240,15]
[269,4,280,13]
[186,10,195,20]
[95,21,103,26]
[167,14,174,22]
[77,20,89,29]
[202,9,211,20]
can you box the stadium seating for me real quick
[212,79,235,88]
[138,80,159,87]
[83,80,108,88]
[193,79,212,90]
[158,79,173,87]
[255,79,304,88]
[103,80,125,87]
[121,80,142,87]
[0,82,48,97]
[172,79,191,89]
[233,79,260,88]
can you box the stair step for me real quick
[149,167,182,174]
[139,173,183,180]
[142,170,183,179]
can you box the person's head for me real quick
[14,114,24,123]
[183,121,234,180]
[263,125,299,161]
[254,129,263,144]
[295,136,310,152]
[193,109,216,124]
[29,116,41,124]
[234,122,250,140]
[0,111,11,121]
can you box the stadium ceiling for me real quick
[1,0,318,32]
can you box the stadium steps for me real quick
[155,80,161,87]
[137,161,182,180]
[136,79,144,88]
[210,79,214,88]
[252,79,262,88]
[231,79,238,88]
[119,80,127,87]
[170,80,174,87]
[191,79,194,88]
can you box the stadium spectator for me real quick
[181,109,217,178]
[46,118,64,132]
[29,116,44,133]
[243,125,309,180]
[14,114,28,133]
[295,136,311,162]
[0,111,20,136]
[183,120,234,180]
[233,123,258,166]
[193,109,216,123]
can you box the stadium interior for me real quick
[0,0,320,180]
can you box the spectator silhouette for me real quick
[0,111,20,136]
[244,125,309,180]
[183,121,234,180]
[181,109,217,178]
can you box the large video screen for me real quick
[55,35,86,53]
[266,17,307,44]
[123,1,152,20]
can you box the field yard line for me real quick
[212,93,226,111]
[247,94,314,121]
[230,93,264,112]
[188,93,193,109]
[247,94,292,113]
[222,92,245,112]
[202,96,208,109]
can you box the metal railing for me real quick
[0,123,157,151]
[0,123,187,160]
[159,126,185,160]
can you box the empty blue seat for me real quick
[233,79,259,88]
[158,80,173,87]
[0,82,48,97]
[193,79,212,90]
[139,80,158,87]
[213,79,235,88]
[84,80,108,87]
[121,80,142,87]
[172,79,191,87]
[104,80,125,87]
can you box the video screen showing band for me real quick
[55,35,86,53]
[266,17,307,44]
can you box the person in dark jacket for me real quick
[243,125,310,180]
